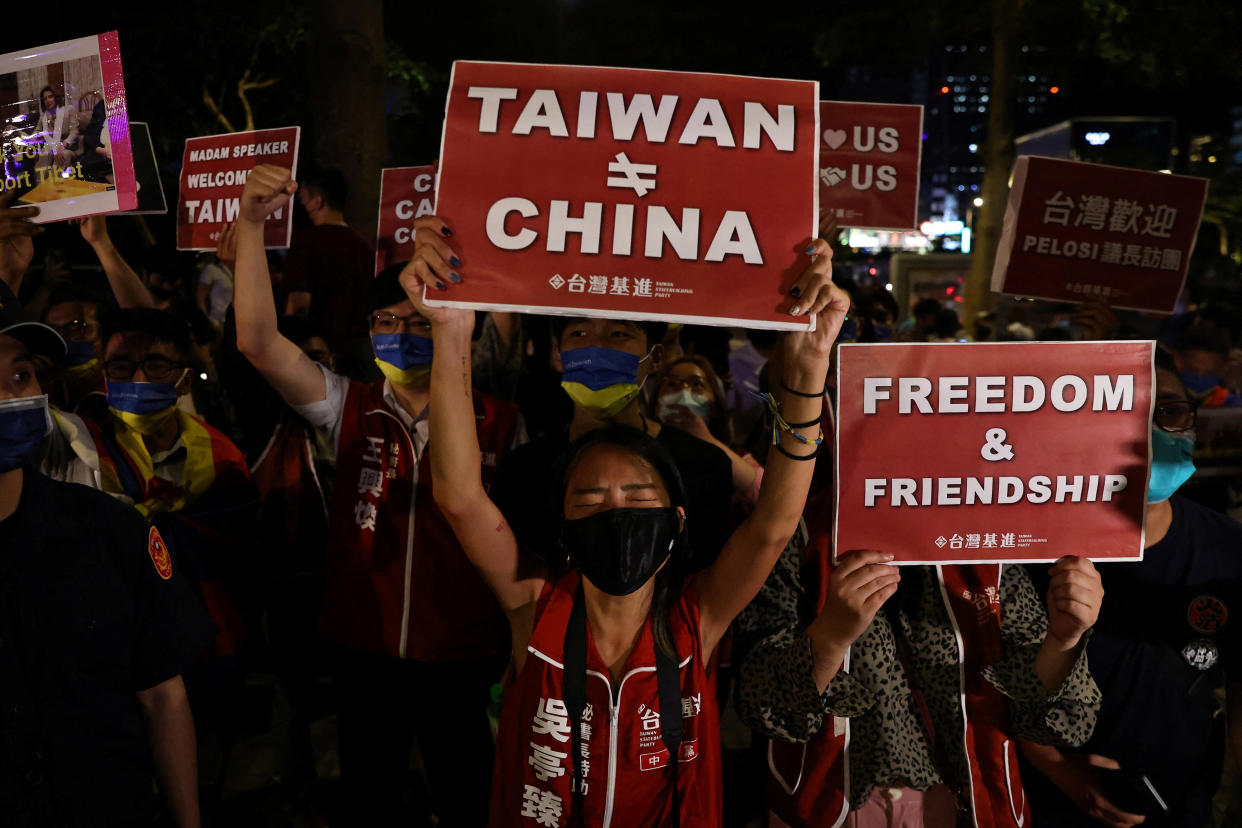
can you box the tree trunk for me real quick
[963,0,1023,333]
[312,0,388,240]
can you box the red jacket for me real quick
[491,572,722,827]
[768,563,1031,828]
[319,380,521,661]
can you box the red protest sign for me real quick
[992,156,1208,313]
[0,32,138,222]
[818,101,923,230]
[834,341,1153,564]
[428,61,819,330]
[375,164,438,275]
[176,126,301,251]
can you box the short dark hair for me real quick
[365,262,412,316]
[913,298,942,319]
[101,308,194,362]
[300,167,349,212]
[931,308,962,338]
[1176,327,1231,357]
[549,316,668,351]
[42,283,117,320]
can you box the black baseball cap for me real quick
[0,281,66,361]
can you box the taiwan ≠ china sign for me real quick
[818,100,922,230]
[375,164,437,275]
[835,341,1154,564]
[992,156,1208,313]
[177,126,301,250]
[428,61,819,330]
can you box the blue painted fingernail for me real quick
[449,255,462,267]
[441,226,453,237]
[789,286,802,298]
[449,272,462,283]
[804,244,816,256]
[435,281,446,291]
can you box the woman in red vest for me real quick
[735,518,1106,827]
[402,214,845,827]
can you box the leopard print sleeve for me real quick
[981,564,1101,747]
[735,529,876,743]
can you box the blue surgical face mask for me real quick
[1180,372,1223,397]
[0,395,52,473]
[372,333,434,387]
[107,378,183,434]
[64,340,97,367]
[1148,427,1196,503]
[658,388,713,423]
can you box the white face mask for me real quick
[658,388,713,422]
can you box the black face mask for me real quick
[563,507,681,596]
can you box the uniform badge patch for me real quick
[1188,595,1228,635]
[1182,639,1219,671]
[148,526,172,580]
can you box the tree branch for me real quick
[201,87,235,133]
[236,69,279,132]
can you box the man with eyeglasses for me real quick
[69,308,257,685]
[39,284,111,418]
[1022,357,1242,828]
[233,165,524,826]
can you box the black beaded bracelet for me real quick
[780,379,827,399]
[773,440,821,461]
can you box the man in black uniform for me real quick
[1022,361,1242,828]
[0,294,214,827]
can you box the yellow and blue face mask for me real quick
[373,333,434,388]
[107,377,183,435]
[561,346,651,420]
[63,340,100,381]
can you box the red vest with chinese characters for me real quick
[491,572,722,827]
[768,564,1031,828]
[319,380,519,660]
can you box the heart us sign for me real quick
[818,101,923,230]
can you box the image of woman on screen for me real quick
[35,85,79,171]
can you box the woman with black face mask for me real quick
[402,214,846,827]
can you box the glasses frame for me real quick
[103,356,188,383]
[367,311,432,335]
[47,319,98,341]
[1153,399,1197,433]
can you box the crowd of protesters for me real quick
[0,150,1241,828]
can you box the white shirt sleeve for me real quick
[292,363,351,454]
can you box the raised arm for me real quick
[698,239,848,656]
[233,167,327,406]
[401,215,546,619]
[76,215,153,308]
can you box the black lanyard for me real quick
[563,583,683,827]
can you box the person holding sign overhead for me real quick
[232,166,525,826]
[401,211,845,826]
[735,505,1105,826]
